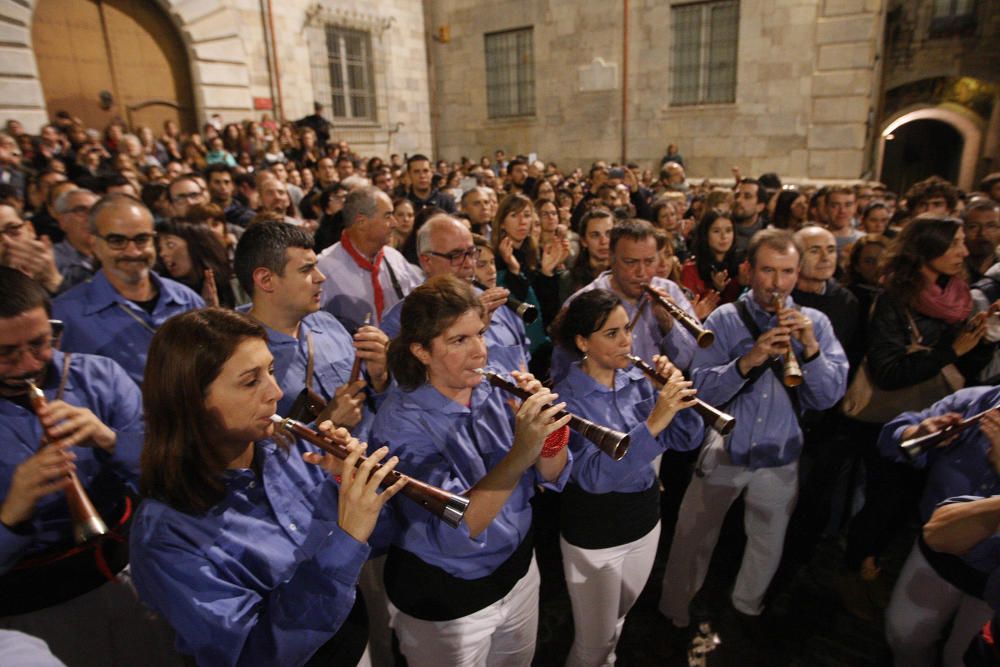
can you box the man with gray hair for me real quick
[316,186,423,330]
[52,194,204,384]
[379,214,530,370]
[52,188,99,289]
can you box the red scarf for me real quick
[914,275,972,325]
[341,233,386,322]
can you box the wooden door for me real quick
[32,0,195,133]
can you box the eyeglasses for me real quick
[94,232,156,250]
[172,190,204,202]
[0,320,62,366]
[424,247,480,266]
[66,205,92,216]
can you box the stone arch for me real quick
[0,0,254,131]
[875,104,983,191]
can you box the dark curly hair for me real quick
[881,217,963,306]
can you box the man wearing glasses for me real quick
[51,188,99,290]
[380,214,530,372]
[166,175,207,218]
[52,194,204,385]
[0,267,178,665]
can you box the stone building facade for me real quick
[426,0,886,180]
[875,0,1000,192]
[0,0,432,158]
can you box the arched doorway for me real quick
[32,0,195,133]
[880,118,963,196]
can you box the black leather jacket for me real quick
[867,291,993,390]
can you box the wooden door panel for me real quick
[32,0,196,134]
[102,0,194,133]
[32,0,118,131]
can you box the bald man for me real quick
[380,214,530,371]
[52,194,204,384]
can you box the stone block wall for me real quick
[428,0,885,180]
[1,0,432,158]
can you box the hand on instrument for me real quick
[0,444,75,527]
[740,326,792,372]
[317,380,367,429]
[779,308,818,356]
[354,325,390,391]
[37,400,116,452]
[982,411,1000,475]
[510,383,571,470]
[646,364,697,437]
[479,286,510,318]
[900,413,963,447]
[308,428,407,544]
[647,288,677,334]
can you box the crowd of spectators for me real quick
[2,107,1000,666]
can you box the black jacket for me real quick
[866,291,993,390]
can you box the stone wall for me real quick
[427,0,884,179]
[0,0,432,157]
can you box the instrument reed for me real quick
[626,355,736,435]
[476,369,631,460]
[270,415,470,528]
[641,284,714,348]
[26,382,109,544]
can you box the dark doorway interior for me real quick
[880,118,962,197]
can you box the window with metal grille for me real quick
[325,26,375,121]
[929,0,976,35]
[484,28,535,119]
[670,1,738,106]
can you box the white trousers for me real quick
[388,557,540,667]
[561,522,662,667]
[0,566,181,667]
[885,543,993,667]
[659,460,799,625]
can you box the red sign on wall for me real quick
[253,97,274,111]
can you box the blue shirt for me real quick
[380,288,531,373]
[130,438,376,667]
[690,292,848,469]
[880,386,1000,523]
[0,350,143,573]
[551,273,698,382]
[554,363,703,494]
[370,373,572,580]
[52,270,205,385]
[252,310,380,443]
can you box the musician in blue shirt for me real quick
[0,267,174,666]
[550,219,700,382]
[660,228,848,627]
[371,274,571,667]
[51,195,204,385]
[233,221,389,442]
[551,288,703,666]
[879,386,1000,667]
[130,308,405,667]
